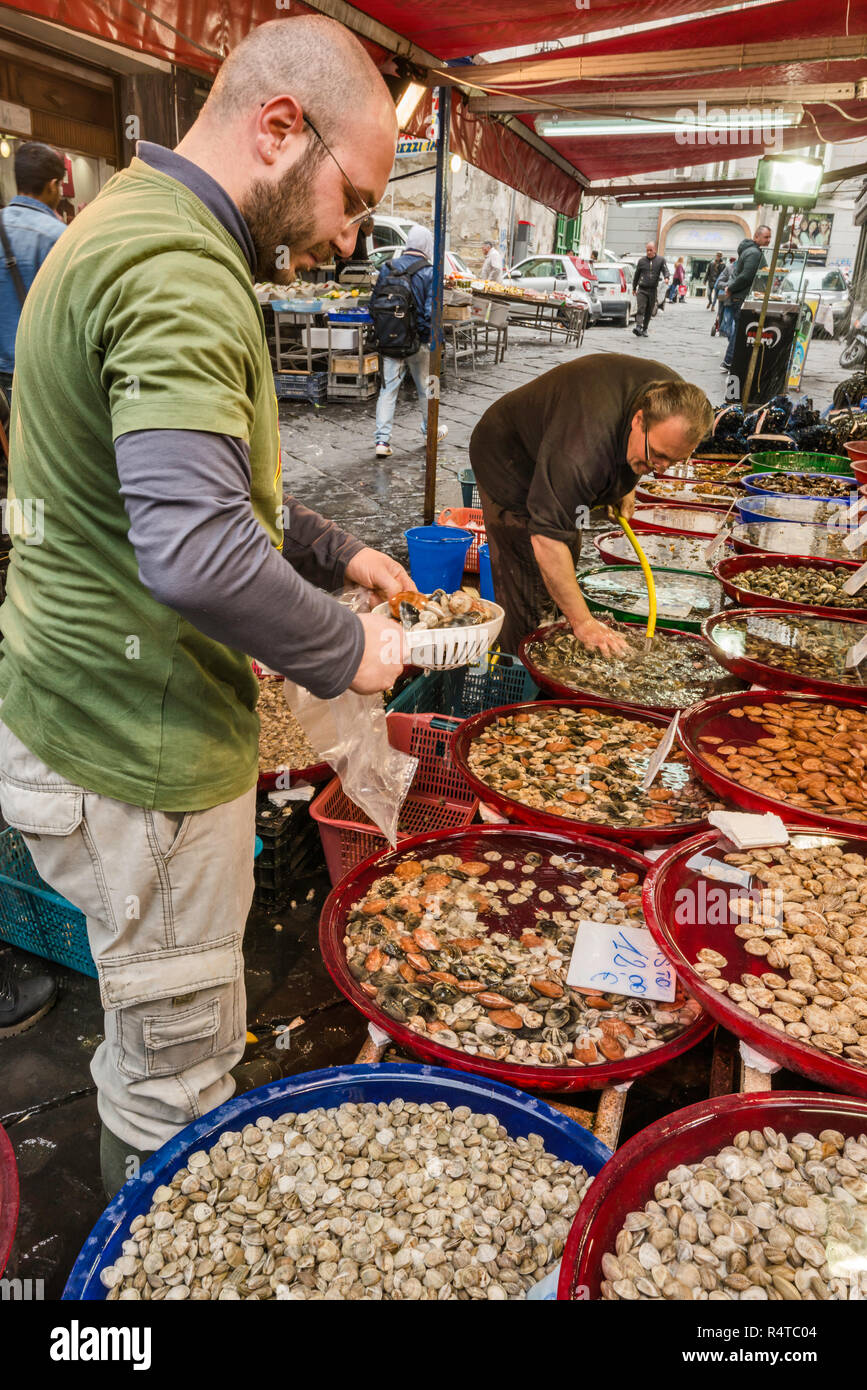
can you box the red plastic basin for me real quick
[678,689,867,835]
[702,607,867,701]
[642,824,867,1095]
[558,1091,867,1299]
[519,619,742,717]
[714,553,866,622]
[630,505,730,537]
[451,697,721,846]
[0,1123,18,1278]
[319,823,712,1094]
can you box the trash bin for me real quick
[726,299,800,406]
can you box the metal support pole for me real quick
[423,86,450,527]
[741,207,787,408]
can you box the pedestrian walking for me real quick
[480,238,504,283]
[722,225,773,372]
[631,242,670,337]
[469,356,712,653]
[0,141,66,402]
[372,223,447,457]
[668,258,686,303]
[704,252,724,308]
[0,15,414,1196]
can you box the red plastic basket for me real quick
[436,506,486,572]
[309,713,478,885]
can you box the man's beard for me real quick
[240,143,333,282]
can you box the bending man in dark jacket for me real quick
[722,225,772,370]
[469,355,713,654]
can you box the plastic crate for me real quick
[436,506,486,571]
[325,309,372,323]
[458,466,481,508]
[326,375,378,400]
[274,371,328,403]
[0,827,96,978]
[309,713,478,885]
[386,651,538,718]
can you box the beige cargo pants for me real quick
[0,720,256,1151]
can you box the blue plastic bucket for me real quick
[405,525,472,592]
[64,1062,611,1299]
[478,542,495,602]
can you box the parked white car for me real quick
[503,254,600,321]
[591,261,638,326]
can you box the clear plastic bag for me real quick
[282,586,417,847]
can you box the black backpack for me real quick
[370,259,428,358]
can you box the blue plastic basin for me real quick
[64,1063,611,1300]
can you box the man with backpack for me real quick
[371,223,447,458]
[0,142,66,401]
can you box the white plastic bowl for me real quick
[373,600,505,671]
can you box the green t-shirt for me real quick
[0,160,282,810]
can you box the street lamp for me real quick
[742,155,824,407]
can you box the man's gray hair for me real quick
[635,379,714,445]
[204,15,391,145]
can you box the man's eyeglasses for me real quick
[303,114,377,234]
[644,425,691,472]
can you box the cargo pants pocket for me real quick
[100,934,242,1082]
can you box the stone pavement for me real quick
[278,299,842,564]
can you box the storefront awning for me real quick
[2,0,864,211]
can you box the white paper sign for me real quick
[843,516,867,553]
[707,810,790,848]
[845,630,867,670]
[686,850,753,887]
[842,560,867,597]
[566,920,677,1002]
[641,711,680,791]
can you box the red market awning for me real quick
[3,0,864,210]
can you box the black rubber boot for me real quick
[99,1124,155,1201]
[0,953,58,1037]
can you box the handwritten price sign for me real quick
[566,920,677,1002]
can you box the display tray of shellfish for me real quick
[580,565,725,634]
[629,505,730,537]
[731,519,867,564]
[741,470,858,502]
[642,826,867,1097]
[654,457,752,483]
[714,554,866,621]
[452,699,725,844]
[593,529,734,576]
[320,825,712,1094]
[678,691,867,835]
[703,607,867,700]
[558,1091,867,1300]
[65,1062,612,1301]
[519,620,744,715]
[635,478,741,508]
[256,673,330,790]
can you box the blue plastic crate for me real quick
[326,309,371,323]
[0,827,96,978]
[458,466,481,508]
[274,371,328,403]
[387,651,537,719]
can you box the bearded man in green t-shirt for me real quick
[0,16,410,1193]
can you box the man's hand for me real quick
[571,615,631,658]
[345,547,412,600]
[607,489,637,524]
[349,612,407,694]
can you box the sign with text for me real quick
[567,920,676,1002]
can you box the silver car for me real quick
[503,254,600,321]
[753,265,851,338]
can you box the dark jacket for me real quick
[705,257,725,288]
[726,237,766,302]
[374,250,433,345]
[632,254,669,293]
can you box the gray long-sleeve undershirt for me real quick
[115,429,365,700]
